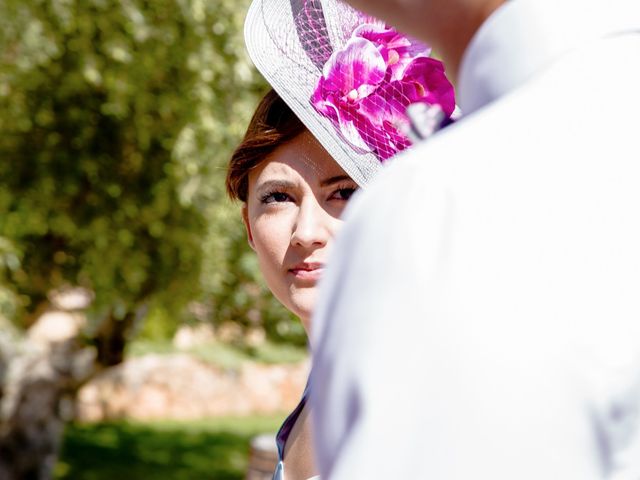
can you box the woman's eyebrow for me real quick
[256,179,296,192]
[320,175,352,187]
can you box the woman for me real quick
[230,1,456,478]
[227,88,355,480]
[228,90,453,480]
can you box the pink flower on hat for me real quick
[310,23,455,161]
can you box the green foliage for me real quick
[127,338,308,370]
[0,0,212,320]
[135,305,181,341]
[0,0,305,344]
[56,416,283,480]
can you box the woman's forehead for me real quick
[255,132,349,182]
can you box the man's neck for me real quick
[437,0,507,84]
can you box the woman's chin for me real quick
[287,290,317,334]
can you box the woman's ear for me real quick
[242,204,256,251]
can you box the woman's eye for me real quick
[331,187,357,201]
[261,192,292,203]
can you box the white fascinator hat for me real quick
[244,0,456,186]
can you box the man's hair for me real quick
[226,88,306,202]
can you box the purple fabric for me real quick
[292,0,333,70]
[275,380,310,460]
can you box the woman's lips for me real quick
[288,263,325,282]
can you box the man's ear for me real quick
[242,204,256,251]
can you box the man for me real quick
[311,0,640,478]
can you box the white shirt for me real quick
[311,0,640,478]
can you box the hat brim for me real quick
[244,0,383,186]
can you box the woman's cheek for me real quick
[254,216,291,262]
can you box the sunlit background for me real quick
[0,1,310,478]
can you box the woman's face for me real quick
[243,131,358,333]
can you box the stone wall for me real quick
[76,354,310,421]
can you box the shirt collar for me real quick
[458,0,640,114]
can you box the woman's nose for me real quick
[291,199,332,248]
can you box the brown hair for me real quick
[226,88,306,202]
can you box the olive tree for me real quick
[0,0,286,476]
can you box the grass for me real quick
[55,337,302,477]
[55,415,285,480]
[127,338,308,370]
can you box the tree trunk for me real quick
[94,310,136,368]
[0,313,94,480]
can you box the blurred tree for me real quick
[0,0,213,362]
[0,0,304,477]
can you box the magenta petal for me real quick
[355,23,431,80]
[321,37,386,94]
[351,111,394,159]
[334,106,373,153]
[371,87,412,136]
[383,120,411,151]
[394,36,431,59]
[358,93,387,126]
[310,19,455,163]
[388,40,432,80]
[355,24,429,56]
[311,78,330,113]
[311,85,341,125]
[376,81,420,105]
[312,97,339,123]
[354,23,396,45]
[403,57,456,116]
[360,93,402,128]
[358,86,414,158]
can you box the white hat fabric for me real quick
[244,0,382,186]
[244,0,456,186]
